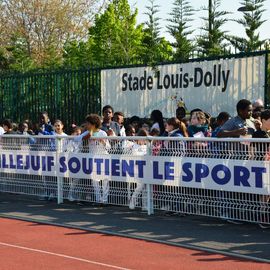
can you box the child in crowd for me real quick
[122,125,136,152]
[129,128,148,210]
[70,126,82,136]
[113,111,126,136]
[85,114,110,204]
[188,111,210,137]
[36,111,54,135]
[53,120,67,136]
[101,105,121,136]
[129,116,141,133]
[211,112,230,137]
[160,118,185,156]
[142,122,150,133]
[2,119,17,134]
[150,110,165,135]
[125,125,136,136]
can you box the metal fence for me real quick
[0,68,101,128]
[0,135,269,225]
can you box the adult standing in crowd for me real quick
[252,99,264,112]
[217,99,256,138]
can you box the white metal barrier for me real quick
[0,135,269,224]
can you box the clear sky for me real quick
[129,0,270,43]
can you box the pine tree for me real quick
[197,0,230,56]
[142,0,172,64]
[167,0,194,61]
[228,0,266,52]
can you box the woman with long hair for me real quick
[150,110,165,136]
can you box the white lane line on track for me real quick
[0,241,133,270]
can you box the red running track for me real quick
[0,217,268,270]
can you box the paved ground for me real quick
[0,193,269,263]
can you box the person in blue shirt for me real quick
[160,117,185,157]
[36,111,54,135]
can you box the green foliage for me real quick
[63,39,95,67]
[0,0,268,71]
[141,0,173,64]
[228,0,266,52]
[5,38,36,72]
[167,0,195,61]
[0,48,9,70]
[197,0,230,56]
[89,0,144,66]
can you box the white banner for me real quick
[1,151,269,195]
[101,55,266,117]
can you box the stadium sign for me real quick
[101,53,267,117]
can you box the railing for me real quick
[0,135,269,225]
[0,68,101,127]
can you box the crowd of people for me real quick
[0,98,268,141]
[0,98,269,228]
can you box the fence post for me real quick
[147,184,154,215]
[146,140,154,215]
[56,138,63,204]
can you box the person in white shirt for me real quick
[113,111,126,137]
[0,125,4,135]
[129,128,148,210]
[85,114,110,204]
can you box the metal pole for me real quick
[209,0,212,47]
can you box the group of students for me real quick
[0,99,270,228]
[0,98,269,142]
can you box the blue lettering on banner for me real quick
[122,160,134,177]
[16,155,24,170]
[2,155,8,169]
[111,159,120,176]
[82,158,93,174]
[164,162,174,180]
[47,156,54,172]
[31,156,40,171]
[135,160,146,178]
[0,153,55,172]
[9,155,16,169]
[68,157,81,174]
[42,156,46,171]
[211,164,231,185]
[60,156,67,173]
[153,161,163,179]
[195,163,209,182]
[252,167,266,188]
[94,159,103,175]
[153,161,175,180]
[105,159,110,176]
[182,162,267,189]
[234,166,250,187]
[25,155,30,170]
[182,162,192,182]
[0,153,268,193]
